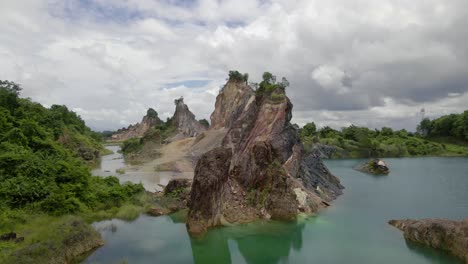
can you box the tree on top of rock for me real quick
[147,108,158,118]
[228,70,249,83]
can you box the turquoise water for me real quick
[83,157,468,264]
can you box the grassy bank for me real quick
[0,191,154,263]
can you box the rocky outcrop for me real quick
[186,79,344,236]
[171,97,207,140]
[187,148,232,235]
[210,81,255,129]
[147,179,193,217]
[111,108,161,141]
[354,159,390,175]
[311,143,345,159]
[389,218,468,263]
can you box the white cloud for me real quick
[0,0,467,131]
[311,65,349,94]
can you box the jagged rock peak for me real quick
[210,80,255,130]
[187,72,344,236]
[111,108,161,141]
[171,97,207,139]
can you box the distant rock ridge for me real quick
[111,108,161,141]
[186,78,344,236]
[170,97,207,141]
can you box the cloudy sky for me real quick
[1,0,467,131]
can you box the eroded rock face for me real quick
[187,148,232,236]
[171,97,207,140]
[112,108,162,141]
[389,218,468,263]
[210,81,255,130]
[187,80,344,235]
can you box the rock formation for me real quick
[186,78,344,236]
[171,97,207,140]
[354,158,390,175]
[111,108,162,141]
[389,218,468,263]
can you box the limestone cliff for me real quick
[389,218,468,263]
[187,78,344,236]
[111,108,161,141]
[171,97,207,140]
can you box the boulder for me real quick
[389,218,468,263]
[164,178,192,196]
[354,158,389,175]
[186,148,232,236]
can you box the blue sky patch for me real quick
[50,0,144,23]
[165,80,211,88]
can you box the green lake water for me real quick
[84,157,468,264]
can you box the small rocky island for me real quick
[185,72,344,235]
[354,158,390,175]
[389,218,468,263]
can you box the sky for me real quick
[1,0,467,131]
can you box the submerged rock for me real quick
[186,78,344,236]
[354,158,389,175]
[389,218,468,263]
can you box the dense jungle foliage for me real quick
[0,81,145,217]
[300,112,468,158]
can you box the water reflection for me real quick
[189,219,307,264]
[404,240,462,263]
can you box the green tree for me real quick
[417,118,433,136]
[301,122,317,137]
[147,108,158,118]
[262,72,274,84]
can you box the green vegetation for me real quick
[300,119,468,158]
[121,118,175,157]
[417,111,468,141]
[199,118,210,128]
[228,70,249,83]
[255,72,289,103]
[146,108,158,119]
[0,81,149,262]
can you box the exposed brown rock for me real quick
[171,97,207,140]
[111,108,162,141]
[389,218,468,263]
[210,81,255,129]
[187,79,344,236]
[164,178,192,195]
[186,148,232,236]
